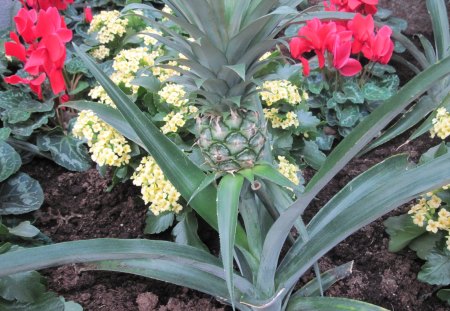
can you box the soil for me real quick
[17,1,450,311]
[24,132,448,311]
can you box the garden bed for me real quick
[23,134,446,311]
[2,0,449,310]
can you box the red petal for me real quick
[48,68,66,94]
[42,34,64,62]
[338,58,362,76]
[4,41,27,62]
[4,75,29,84]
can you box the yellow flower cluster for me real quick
[131,156,183,215]
[88,10,128,44]
[158,83,188,107]
[409,193,450,249]
[430,108,450,140]
[161,106,198,134]
[89,47,160,106]
[158,83,198,133]
[259,80,302,106]
[152,61,181,82]
[277,156,300,185]
[264,108,299,129]
[91,45,110,60]
[139,27,162,46]
[72,110,132,167]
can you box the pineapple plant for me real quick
[135,0,304,172]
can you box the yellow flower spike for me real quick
[131,156,182,215]
[73,111,132,167]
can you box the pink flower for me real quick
[362,25,394,64]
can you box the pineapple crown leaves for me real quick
[122,1,302,111]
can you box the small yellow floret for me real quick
[88,10,128,44]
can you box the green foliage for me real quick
[366,0,450,150]
[305,65,400,138]
[385,142,450,303]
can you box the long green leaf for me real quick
[217,174,244,309]
[258,56,450,297]
[0,239,223,277]
[363,96,433,153]
[280,155,408,267]
[291,262,353,298]
[277,152,450,292]
[427,0,450,60]
[286,297,389,311]
[73,45,250,251]
[86,259,253,306]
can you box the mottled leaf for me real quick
[0,173,44,215]
[0,271,46,303]
[0,141,21,182]
[37,132,91,172]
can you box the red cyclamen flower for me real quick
[347,13,374,54]
[4,7,72,98]
[84,6,93,23]
[289,18,338,75]
[20,0,74,10]
[332,39,362,76]
[325,0,378,14]
[361,25,394,64]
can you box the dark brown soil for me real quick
[17,2,450,311]
[23,132,448,311]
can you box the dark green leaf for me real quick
[418,248,450,285]
[0,173,44,215]
[172,210,208,251]
[437,289,450,304]
[217,174,244,307]
[37,132,91,172]
[0,292,64,311]
[409,232,443,260]
[0,271,46,303]
[287,296,389,311]
[144,212,174,234]
[0,141,21,182]
[0,128,11,141]
[299,140,326,170]
[384,214,426,252]
[297,110,320,133]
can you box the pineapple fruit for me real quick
[145,0,301,172]
[197,110,266,172]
